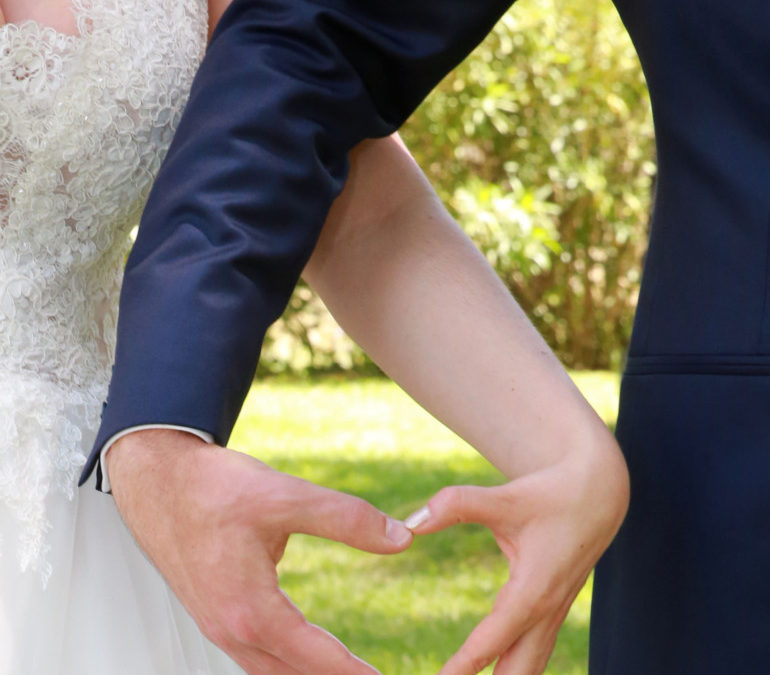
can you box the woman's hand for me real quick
[407,444,628,675]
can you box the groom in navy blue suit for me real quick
[80,0,770,673]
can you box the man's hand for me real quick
[106,429,413,675]
[406,445,629,675]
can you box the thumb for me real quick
[287,479,413,554]
[404,484,507,534]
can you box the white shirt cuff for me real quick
[99,425,215,493]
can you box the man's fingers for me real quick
[264,595,383,675]
[406,484,509,534]
[286,479,412,554]
[233,647,305,675]
[228,588,383,675]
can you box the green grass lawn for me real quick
[230,372,620,675]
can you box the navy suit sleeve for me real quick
[80,0,514,488]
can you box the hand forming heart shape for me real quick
[402,445,627,675]
[109,430,628,675]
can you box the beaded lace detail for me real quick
[0,0,206,583]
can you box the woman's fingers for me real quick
[492,611,563,675]
[407,482,563,675]
[436,563,581,675]
[406,484,511,534]
[493,585,579,675]
[436,580,543,675]
[491,622,556,675]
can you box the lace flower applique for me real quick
[0,0,207,584]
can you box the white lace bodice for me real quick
[0,0,207,582]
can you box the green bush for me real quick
[262,0,654,374]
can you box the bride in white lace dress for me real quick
[0,0,243,671]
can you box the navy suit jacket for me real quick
[589,1,770,672]
[79,0,513,488]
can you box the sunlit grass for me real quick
[230,372,619,674]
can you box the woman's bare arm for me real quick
[303,135,629,675]
[0,0,78,33]
[207,0,230,39]
[304,135,621,480]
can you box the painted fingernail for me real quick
[385,517,412,546]
[404,505,431,531]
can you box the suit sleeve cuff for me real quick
[98,425,215,494]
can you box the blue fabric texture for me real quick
[590,1,770,671]
[80,0,512,486]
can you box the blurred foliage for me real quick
[258,284,379,376]
[261,0,654,374]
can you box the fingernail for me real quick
[385,517,412,546]
[404,505,431,531]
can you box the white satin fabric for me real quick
[0,468,243,674]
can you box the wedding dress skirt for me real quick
[0,391,241,674]
[0,372,244,673]
[0,1,243,671]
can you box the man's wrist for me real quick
[104,427,212,495]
